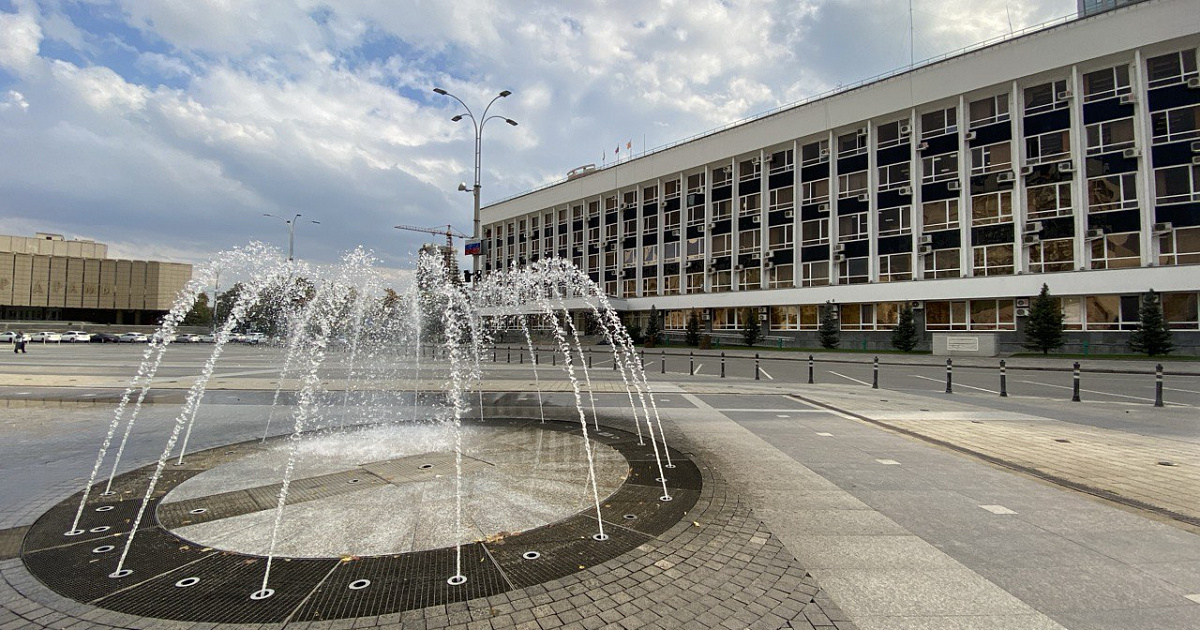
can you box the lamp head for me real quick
[450,114,463,122]
[505,118,518,126]
[457,182,469,192]
[498,90,512,97]
[433,87,447,95]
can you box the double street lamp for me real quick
[262,213,320,261]
[432,87,518,281]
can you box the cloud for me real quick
[0,3,43,75]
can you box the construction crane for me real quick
[393,223,473,282]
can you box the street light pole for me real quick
[432,87,518,282]
[263,213,321,261]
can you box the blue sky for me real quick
[0,0,1074,282]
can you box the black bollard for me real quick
[661,350,666,374]
[1155,363,1164,408]
[613,351,617,370]
[689,351,695,376]
[999,359,1008,397]
[755,353,761,381]
[808,354,814,384]
[493,347,497,362]
[507,347,511,363]
[945,358,953,394]
[872,356,879,389]
[720,352,726,378]
[1072,362,1081,402]
[640,349,645,370]
[520,350,524,364]
[588,347,593,369]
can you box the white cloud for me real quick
[0,4,43,75]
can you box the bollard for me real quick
[613,351,617,370]
[872,356,879,389]
[552,352,556,366]
[493,347,497,362]
[640,349,645,370]
[507,347,511,363]
[588,347,593,369]
[690,351,695,376]
[520,350,524,364]
[1154,363,1164,408]
[945,358,953,394]
[808,355,814,384]
[755,353,761,381]
[661,350,666,374]
[999,359,1008,397]
[1071,362,1081,402]
[720,352,726,378]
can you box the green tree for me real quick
[1128,289,1174,356]
[182,292,213,327]
[741,308,764,346]
[1023,283,1064,355]
[891,304,919,352]
[644,306,662,346]
[818,305,840,350]
[685,309,702,347]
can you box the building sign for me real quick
[945,336,980,352]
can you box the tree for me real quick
[685,309,702,347]
[741,308,764,346]
[818,306,840,350]
[1023,283,1064,355]
[182,292,213,327]
[644,306,662,346]
[1128,289,1174,356]
[891,304,919,352]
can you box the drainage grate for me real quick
[601,485,700,537]
[624,458,703,491]
[485,513,652,590]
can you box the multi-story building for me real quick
[0,233,193,324]
[480,0,1200,354]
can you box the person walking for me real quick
[14,331,27,354]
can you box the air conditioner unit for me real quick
[918,244,933,255]
[819,148,830,157]
[707,222,716,230]
[997,171,1015,183]
[833,253,846,262]
[947,180,961,190]
[763,154,773,163]
[764,261,774,269]
[1022,234,1041,245]
[702,310,711,320]
[1023,221,1043,234]
[784,210,795,219]
[964,131,977,141]
[1058,160,1074,173]
[1119,93,1137,105]
[1153,222,1173,234]
[1122,148,1141,159]
[899,124,911,135]
[910,300,924,310]
[899,186,912,195]
[857,194,869,202]
[669,229,680,237]
[818,203,830,211]
[919,234,933,245]
[856,127,868,136]
[734,264,744,271]
[1085,228,1106,239]
[833,243,846,253]
[1192,156,1200,165]
[1015,298,1030,308]
[751,157,761,166]
[1188,77,1200,89]
[1021,165,1035,176]
[917,141,930,151]
[1057,90,1073,100]
[697,224,707,233]
[1191,140,1200,153]
[1015,307,1031,317]
[750,215,760,224]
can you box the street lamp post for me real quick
[432,87,518,282]
[263,213,321,261]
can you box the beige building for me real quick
[0,233,192,324]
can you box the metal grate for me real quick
[484,513,652,590]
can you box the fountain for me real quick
[18,244,701,624]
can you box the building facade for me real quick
[480,0,1200,354]
[0,233,192,324]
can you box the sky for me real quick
[0,0,1076,282]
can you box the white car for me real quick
[198,334,216,343]
[118,332,148,343]
[177,334,201,343]
[29,332,62,343]
[62,330,92,343]
[0,331,20,343]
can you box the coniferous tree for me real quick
[644,306,662,346]
[182,292,213,327]
[818,306,840,350]
[685,309,702,347]
[1128,289,1174,356]
[741,308,764,347]
[1023,283,1064,355]
[891,304,919,352]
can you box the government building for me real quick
[479,0,1199,354]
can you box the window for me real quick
[969,94,1009,128]
[642,245,658,265]
[838,257,869,284]
[712,165,732,187]
[1088,173,1138,212]
[802,179,829,205]
[840,303,901,330]
[771,305,818,330]
[739,193,761,216]
[622,249,637,267]
[623,217,636,236]
[1086,118,1136,155]
[878,252,912,282]
[738,229,761,252]
[838,130,867,157]
[641,187,657,203]
[713,199,732,220]
[664,210,680,230]
[1155,164,1200,205]
[605,223,617,239]
[1151,105,1200,144]
[927,300,1015,331]
[838,212,869,241]
[922,152,958,183]
[738,267,761,291]
[605,251,617,269]
[801,260,830,286]
[642,276,658,295]
[604,280,617,297]
[664,311,688,330]
[739,158,761,182]
[801,218,829,245]
[925,248,960,279]
[769,187,794,212]
[768,224,793,250]
[622,278,637,297]
[878,206,911,237]
[1146,49,1198,89]
[1085,294,1141,330]
[1026,182,1073,220]
[572,205,584,219]
[1163,292,1200,330]
[1090,232,1140,269]
[687,204,706,225]
[971,191,1013,226]
[921,107,957,138]
[711,307,739,329]
[663,241,680,261]
[801,139,829,165]
[686,237,705,260]
[588,226,600,242]
[878,162,911,191]
[1082,65,1131,102]
[877,120,910,149]
[922,199,960,231]
[767,264,793,288]
[971,142,1012,175]
[664,179,681,199]
[768,149,794,174]
[1024,80,1069,116]
[1028,238,1074,273]
[686,272,705,294]
[1159,226,1200,266]
[973,243,1014,276]
[711,233,731,256]
[1025,130,1071,165]
[711,270,731,293]
[687,173,705,193]
[663,274,680,295]
[837,170,868,198]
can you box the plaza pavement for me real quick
[0,346,1198,629]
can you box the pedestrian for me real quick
[14,331,27,354]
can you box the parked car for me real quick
[90,332,120,343]
[29,332,62,343]
[117,332,148,343]
[0,331,20,343]
[198,334,216,343]
[176,334,201,343]
[62,330,92,343]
